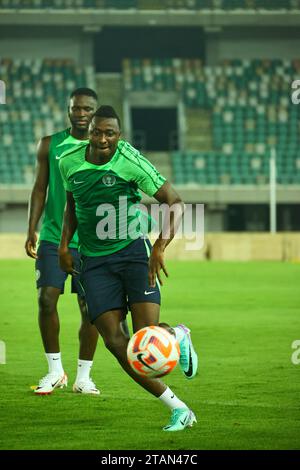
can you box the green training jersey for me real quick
[59,140,166,256]
[39,128,88,248]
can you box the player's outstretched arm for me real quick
[25,136,50,259]
[58,191,78,275]
[148,182,185,288]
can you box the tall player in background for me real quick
[25,88,101,395]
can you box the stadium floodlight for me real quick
[269,147,277,234]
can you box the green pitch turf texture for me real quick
[0,259,299,450]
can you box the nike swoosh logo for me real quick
[51,378,61,387]
[73,180,84,184]
[137,353,155,371]
[55,155,62,160]
[144,291,155,295]
[184,347,194,378]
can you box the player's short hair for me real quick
[93,105,121,129]
[69,87,98,101]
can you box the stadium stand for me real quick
[1,56,299,186]
[123,57,300,185]
[0,0,300,10]
[0,58,95,184]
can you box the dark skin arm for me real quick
[58,191,78,275]
[148,181,185,288]
[25,136,50,259]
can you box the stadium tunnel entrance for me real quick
[130,106,178,152]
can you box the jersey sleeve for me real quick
[135,157,166,197]
[119,142,166,197]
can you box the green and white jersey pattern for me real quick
[59,140,166,256]
[39,128,88,248]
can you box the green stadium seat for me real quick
[0,58,94,184]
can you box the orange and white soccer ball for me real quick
[127,325,180,378]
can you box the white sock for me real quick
[158,387,188,410]
[45,353,64,375]
[173,326,185,344]
[75,359,93,383]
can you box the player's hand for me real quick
[59,249,79,276]
[25,232,38,259]
[148,243,169,288]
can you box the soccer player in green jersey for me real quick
[25,88,101,395]
[58,105,198,431]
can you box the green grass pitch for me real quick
[0,259,299,450]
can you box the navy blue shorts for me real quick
[80,237,161,323]
[35,240,82,295]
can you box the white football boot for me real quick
[34,372,68,395]
[72,377,100,395]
